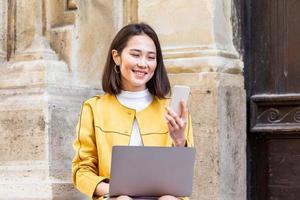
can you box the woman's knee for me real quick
[158,195,179,200]
[114,195,133,200]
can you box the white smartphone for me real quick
[169,85,190,116]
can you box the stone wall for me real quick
[0,0,246,199]
[0,0,7,62]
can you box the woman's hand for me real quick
[94,181,109,197]
[165,101,187,147]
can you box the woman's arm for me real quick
[72,101,107,198]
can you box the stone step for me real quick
[0,180,86,200]
[0,161,86,199]
[0,163,48,183]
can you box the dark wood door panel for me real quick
[250,0,300,94]
[286,0,300,93]
[268,138,300,186]
[268,188,300,200]
[249,135,300,200]
[268,137,300,200]
[245,0,300,199]
[249,134,268,200]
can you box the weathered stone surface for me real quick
[0,60,69,89]
[0,57,100,199]
[139,0,213,46]
[0,0,7,62]
[46,88,99,200]
[213,0,237,51]
[75,0,118,88]
[169,72,246,200]
[48,0,69,27]
[138,0,242,74]
[47,0,77,69]
[15,0,36,53]
[0,109,46,161]
[0,161,49,199]
[219,86,246,200]
[50,26,75,69]
[0,0,246,199]
[52,182,88,200]
[49,104,81,180]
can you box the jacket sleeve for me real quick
[185,113,194,147]
[72,101,107,198]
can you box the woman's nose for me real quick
[137,58,147,68]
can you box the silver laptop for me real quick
[109,146,196,199]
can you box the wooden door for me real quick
[244,0,300,199]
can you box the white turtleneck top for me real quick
[116,89,153,146]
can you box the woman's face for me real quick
[112,34,157,92]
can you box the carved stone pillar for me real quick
[0,0,7,62]
[67,0,78,10]
[169,72,246,200]
[0,0,246,199]
[12,0,57,61]
[130,0,246,200]
[0,0,87,199]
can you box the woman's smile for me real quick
[132,68,148,78]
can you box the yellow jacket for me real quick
[72,93,194,199]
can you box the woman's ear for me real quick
[112,49,121,65]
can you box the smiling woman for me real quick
[71,23,194,200]
[111,34,157,92]
[101,23,170,98]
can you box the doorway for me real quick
[243,0,300,199]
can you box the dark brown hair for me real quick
[102,23,170,98]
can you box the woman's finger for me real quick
[165,114,179,130]
[166,121,174,132]
[165,106,183,126]
[179,101,187,122]
[165,106,178,118]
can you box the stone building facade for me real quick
[0,0,246,199]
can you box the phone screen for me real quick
[169,85,190,116]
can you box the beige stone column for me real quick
[0,0,87,199]
[13,0,57,61]
[169,73,246,200]
[1,0,246,199]
[0,0,7,62]
[0,0,124,199]
[136,0,246,200]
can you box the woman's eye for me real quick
[148,57,156,60]
[131,54,139,57]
